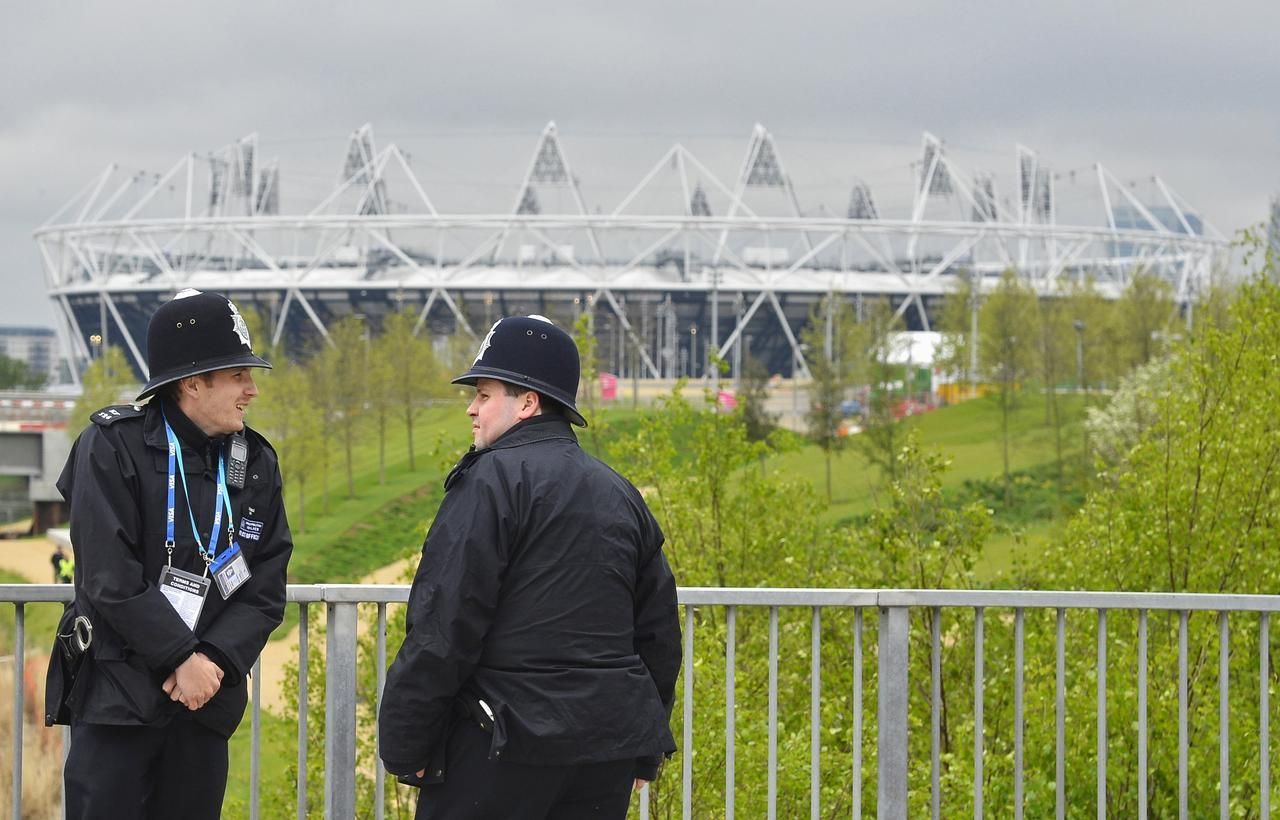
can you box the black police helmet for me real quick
[452,315,586,427]
[136,289,272,400]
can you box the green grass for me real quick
[277,391,1092,600]
[283,403,469,584]
[976,518,1063,583]
[0,568,65,654]
[769,392,1089,526]
[223,709,294,817]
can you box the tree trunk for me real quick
[378,412,386,485]
[1001,383,1012,506]
[406,406,416,471]
[825,448,833,503]
[321,449,330,515]
[1050,388,1063,499]
[344,423,355,498]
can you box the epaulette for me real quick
[90,404,146,426]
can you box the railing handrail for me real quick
[7,583,1280,611]
[8,582,1280,819]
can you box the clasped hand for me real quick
[162,652,224,711]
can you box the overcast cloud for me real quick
[3,0,1277,326]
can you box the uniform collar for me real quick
[444,415,576,490]
[487,414,576,450]
[143,399,225,455]
[162,398,216,449]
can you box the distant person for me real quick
[379,315,682,819]
[58,551,75,584]
[45,289,293,820]
[51,545,67,583]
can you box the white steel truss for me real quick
[35,125,1229,383]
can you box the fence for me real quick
[5,584,1280,819]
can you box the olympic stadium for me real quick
[34,123,1230,386]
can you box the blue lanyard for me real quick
[163,417,235,571]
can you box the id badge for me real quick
[158,565,210,631]
[210,542,252,600]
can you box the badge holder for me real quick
[210,542,252,600]
[159,541,210,632]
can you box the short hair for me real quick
[163,372,215,403]
[497,381,562,417]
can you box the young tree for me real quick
[250,360,323,532]
[366,331,396,486]
[934,271,980,395]
[1061,276,1109,394]
[1031,275,1280,814]
[377,309,441,472]
[322,316,371,498]
[737,352,776,443]
[978,270,1037,503]
[0,354,46,390]
[572,309,607,457]
[1116,269,1177,370]
[1036,287,1074,493]
[854,298,905,482]
[305,344,337,514]
[72,346,134,430]
[801,295,858,501]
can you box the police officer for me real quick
[46,289,293,820]
[379,315,682,819]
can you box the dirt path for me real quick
[1,530,416,717]
[255,556,415,714]
[0,534,64,585]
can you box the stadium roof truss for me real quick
[35,123,1229,385]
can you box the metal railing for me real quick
[6,584,1280,819]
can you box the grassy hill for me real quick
[274,390,1092,592]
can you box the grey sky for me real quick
[3,0,1277,327]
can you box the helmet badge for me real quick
[473,318,502,364]
[229,300,251,348]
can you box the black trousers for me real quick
[64,716,229,820]
[416,720,636,820]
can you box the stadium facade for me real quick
[35,123,1229,385]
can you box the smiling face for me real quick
[466,377,540,449]
[178,367,259,436]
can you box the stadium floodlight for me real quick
[1016,145,1053,224]
[232,136,256,198]
[343,126,377,184]
[690,183,711,217]
[1035,172,1053,223]
[971,175,996,222]
[255,165,279,216]
[921,138,953,196]
[516,185,540,215]
[1019,150,1035,220]
[744,132,785,188]
[208,157,227,210]
[530,136,570,184]
[847,182,879,220]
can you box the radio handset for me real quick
[226,432,248,489]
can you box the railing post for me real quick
[878,605,909,820]
[325,600,359,820]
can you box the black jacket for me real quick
[45,400,292,738]
[378,416,681,780]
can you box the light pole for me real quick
[689,324,698,380]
